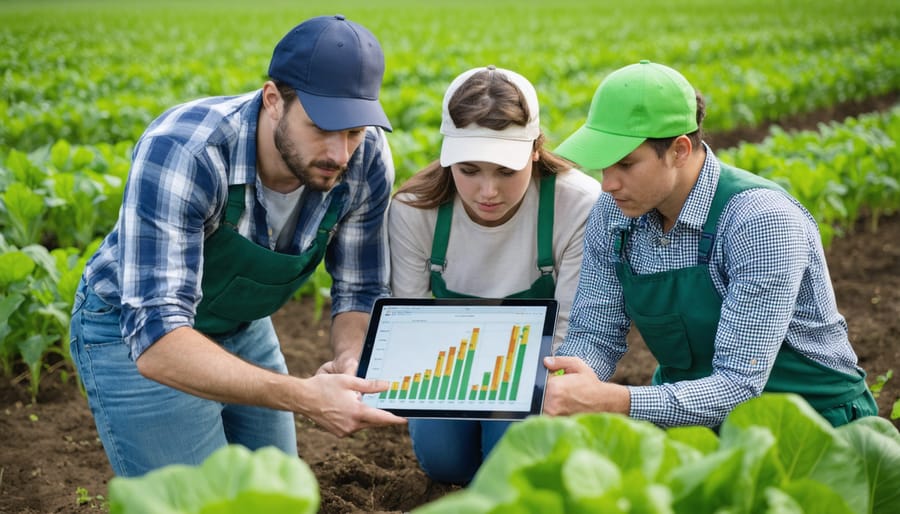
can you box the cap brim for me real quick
[554,125,645,171]
[297,90,392,132]
[440,136,534,170]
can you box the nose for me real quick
[601,169,620,193]
[323,132,351,167]
[480,176,499,198]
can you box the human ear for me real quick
[261,81,284,120]
[672,136,692,163]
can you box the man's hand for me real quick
[319,311,369,375]
[297,374,406,437]
[316,356,359,375]
[542,356,631,416]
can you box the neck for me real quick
[256,111,301,193]
[659,144,706,232]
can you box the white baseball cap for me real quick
[439,66,540,170]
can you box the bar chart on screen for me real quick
[360,304,548,412]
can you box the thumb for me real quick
[544,355,584,374]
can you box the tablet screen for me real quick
[356,298,558,419]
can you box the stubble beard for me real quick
[274,117,347,192]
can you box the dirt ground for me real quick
[1,96,898,513]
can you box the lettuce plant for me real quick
[414,394,900,514]
[107,445,319,514]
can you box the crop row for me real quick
[1,0,898,162]
[1,107,898,399]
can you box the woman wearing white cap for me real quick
[388,66,601,484]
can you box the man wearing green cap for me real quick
[542,60,877,428]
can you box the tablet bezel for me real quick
[355,297,558,420]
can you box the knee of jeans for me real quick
[410,424,480,485]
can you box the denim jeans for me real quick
[408,418,512,485]
[69,278,297,477]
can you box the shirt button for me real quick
[658,236,670,247]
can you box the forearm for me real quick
[329,310,370,373]
[136,326,313,413]
[136,326,404,436]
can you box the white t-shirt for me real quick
[259,183,304,252]
[389,169,601,350]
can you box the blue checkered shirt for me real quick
[557,144,862,427]
[83,91,394,360]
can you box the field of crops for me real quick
[1,0,899,512]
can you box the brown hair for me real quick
[646,91,707,157]
[272,80,297,108]
[395,70,572,209]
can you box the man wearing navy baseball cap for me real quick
[70,15,404,477]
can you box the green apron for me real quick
[615,164,876,426]
[194,184,343,335]
[429,174,557,299]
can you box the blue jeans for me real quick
[408,418,512,485]
[69,278,297,477]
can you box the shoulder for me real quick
[553,168,602,211]
[388,193,437,237]
[719,187,818,249]
[142,93,257,149]
[554,168,602,196]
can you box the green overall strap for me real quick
[618,163,874,425]
[195,184,345,335]
[223,184,246,229]
[429,174,557,299]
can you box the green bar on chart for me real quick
[449,339,467,399]
[510,325,530,401]
[459,328,479,400]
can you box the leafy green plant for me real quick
[870,370,893,399]
[76,486,107,509]
[413,394,900,514]
[0,237,98,400]
[107,445,319,514]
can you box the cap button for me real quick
[334,14,346,21]
[639,59,651,64]
[486,64,496,70]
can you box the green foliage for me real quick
[718,107,900,247]
[869,370,893,398]
[107,445,319,514]
[414,394,900,514]
[0,0,898,400]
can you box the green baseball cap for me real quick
[555,60,697,170]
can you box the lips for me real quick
[477,202,502,212]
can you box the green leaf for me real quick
[108,445,319,514]
[1,182,46,246]
[0,293,26,320]
[0,250,36,285]
[574,413,699,480]
[561,449,622,500]
[17,334,57,368]
[666,425,720,455]
[773,480,855,514]
[721,394,869,513]
[836,417,900,514]
[468,415,585,500]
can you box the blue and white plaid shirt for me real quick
[558,144,862,427]
[83,91,394,360]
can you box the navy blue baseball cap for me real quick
[268,14,392,132]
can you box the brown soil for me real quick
[1,96,898,513]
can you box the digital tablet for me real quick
[356,297,558,420]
